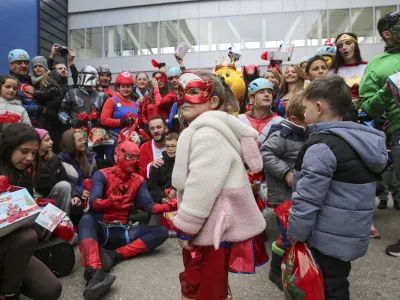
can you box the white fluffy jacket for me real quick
[0,97,31,125]
[172,111,266,248]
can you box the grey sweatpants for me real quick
[45,181,72,216]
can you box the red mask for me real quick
[116,141,140,173]
[177,72,214,108]
[154,73,167,83]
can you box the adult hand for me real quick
[82,190,90,200]
[50,43,59,59]
[151,158,164,168]
[151,79,159,89]
[136,97,144,106]
[24,86,34,95]
[71,197,81,206]
[285,171,293,188]
[162,197,170,203]
[175,55,184,67]
[178,238,192,250]
[68,49,76,65]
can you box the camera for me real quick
[55,44,69,57]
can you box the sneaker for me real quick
[83,267,116,300]
[377,200,388,209]
[385,240,400,257]
[99,248,122,272]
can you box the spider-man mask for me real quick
[116,141,140,173]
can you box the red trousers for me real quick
[180,245,230,300]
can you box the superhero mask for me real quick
[116,141,140,173]
[177,72,214,108]
[154,73,167,83]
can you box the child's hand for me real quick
[178,238,192,250]
[285,171,293,188]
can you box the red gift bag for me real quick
[275,200,325,300]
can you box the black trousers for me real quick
[312,248,351,300]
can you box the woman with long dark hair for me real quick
[139,71,177,128]
[0,123,62,300]
[58,130,96,206]
[330,32,368,105]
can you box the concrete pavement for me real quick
[28,200,400,300]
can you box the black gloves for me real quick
[120,117,135,127]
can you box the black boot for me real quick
[269,252,284,291]
[83,267,116,300]
[377,200,388,209]
[99,247,122,272]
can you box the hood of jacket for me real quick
[58,150,96,166]
[0,97,22,105]
[307,121,388,173]
[185,111,261,172]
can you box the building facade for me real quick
[68,0,399,79]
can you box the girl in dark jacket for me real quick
[0,123,62,300]
[58,130,96,206]
[27,56,63,152]
[35,128,82,219]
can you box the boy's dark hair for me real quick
[149,115,167,127]
[0,75,19,89]
[166,132,179,141]
[286,92,305,121]
[305,55,328,74]
[377,12,399,38]
[303,76,351,117]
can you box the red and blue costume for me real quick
[78,141,176,299]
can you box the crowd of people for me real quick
[0,9,399,300]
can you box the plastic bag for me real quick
[275,200,325,300]
[53,216,76,243]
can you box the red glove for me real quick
[152,199,177,214]
[93,195,130,211]
[88,110,98,121]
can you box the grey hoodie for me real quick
[0,97,31,125]
[287,121,388,262]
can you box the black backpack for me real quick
[34,237,75,278]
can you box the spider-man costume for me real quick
[78,141,176,300]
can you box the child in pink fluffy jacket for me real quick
[172,71,268,300]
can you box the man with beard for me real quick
[8,49,39,126]
[97,65,115,98]
[139,116,168,180]
[48,43,79,97]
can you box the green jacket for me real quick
[360,52,400,135]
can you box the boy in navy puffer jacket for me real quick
[287,76,388,300]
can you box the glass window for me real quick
[283,12,305,47]
[305,11,328,46]
[123,24,140,56]
[179,19,199,52]
[262,13,283,48]
[375,6,397,42]
[328,9,350,40]
[141,22,159,55]
[199,18,217,51]
[351,7,373,43]
[86,27,103,59]
[214,15,262,50]
[160,20,179,54]
[69,29,85,60]
[104,26,122,57]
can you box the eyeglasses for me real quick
[166,145,176,149]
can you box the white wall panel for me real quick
[239,0,261,15]
[261,0,283,13]
[304,0,327,11]
[199,1,219,17]
[283,0,305,12]
[179,2,200,19]
[121,8,141,25]
[159,4,180,21]
[140,6,160,23]
[219,0,240,16]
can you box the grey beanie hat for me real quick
[31,56,48,70]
